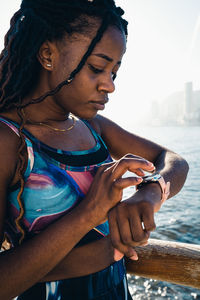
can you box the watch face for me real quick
[143,173,161,183]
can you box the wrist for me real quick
[136,172,170,205]
[75,197,106,230]
[136,182,163,212]
[72,202,97,233]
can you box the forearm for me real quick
[153,149,189,198]
[41,236,115,281]
[0,205,93,299]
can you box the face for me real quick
[48,25,126,119]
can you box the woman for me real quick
[0,0,188,299]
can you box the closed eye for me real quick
[88,64,117,80]
[88,64,103,74]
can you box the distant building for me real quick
[148,82,200,126]
[184,82,193,121]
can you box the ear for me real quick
[37,41,57,71]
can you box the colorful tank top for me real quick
[0,117,111,246]
[0,117,130,300]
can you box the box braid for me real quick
[0,0,128,244]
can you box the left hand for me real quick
[108,182,162,259]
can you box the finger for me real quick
[121,153,150,161]
[113,248,124,261]
[116,209,148,247]
[113,247,138,261]
[110,226,138,259]
[134,168,146,177]
[120,153,155,174]
[139,240,149,246]
[108,209,138,258]
[117,216,133,246]
[93,162,118,183]
[122,155,148,177]
[125,249,138,261]
[142,206,156,232]
[129,214,149,243]
[95,161,115,175]
[111,158,155,179]
[113,176,143,190]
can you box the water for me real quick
[124,126,200,299]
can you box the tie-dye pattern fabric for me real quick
[0,117,111,244]
[0,117,132,300]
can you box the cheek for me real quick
[53,57,72,82]
[71,71,94,93]
[57,67,70,82]
[59,81,87,103]
[50,70,68,90]
[54,65,95,101]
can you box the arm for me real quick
[92,115,189,254]
[0,123,153,298]
[93,114,188,197]
[40,236,119,282]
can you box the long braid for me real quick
[0,0,128,244]
[15,108,27,244]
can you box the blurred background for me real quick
[113,0,200,129]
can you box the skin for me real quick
[0,24,189,298]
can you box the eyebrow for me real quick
[91,53,121,65]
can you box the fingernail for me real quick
[114,249,124,261]
[148,162,154,167]
[129,254,138,261]
[136,177,143,182]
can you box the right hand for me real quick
[83,154,155,227]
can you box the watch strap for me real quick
[136,173,170,203]
[158,176,170,203]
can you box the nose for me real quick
[97,74,115,94]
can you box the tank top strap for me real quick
[81,119,108,150]
[0,117,34,178]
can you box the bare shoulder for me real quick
[0,121,20,180]
[0,121,20,244]
[88,114,123,135]
[90,114,165,161]
[87,116,102,135]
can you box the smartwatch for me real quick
[136,172,170,203]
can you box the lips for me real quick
[89,99,109,111]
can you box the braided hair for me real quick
[0,0,128,243]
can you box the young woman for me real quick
[0,0,189,299]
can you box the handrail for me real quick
[125,239,200,289]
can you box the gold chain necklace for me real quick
[21,108,76,132]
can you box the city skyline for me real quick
[149,81,200,126]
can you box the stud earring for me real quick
[46,63,52,67]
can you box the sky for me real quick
[0,0,200,128]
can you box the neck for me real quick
[20,108,77,133]
[20,94,70,124]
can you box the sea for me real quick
[122,126,200,300]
